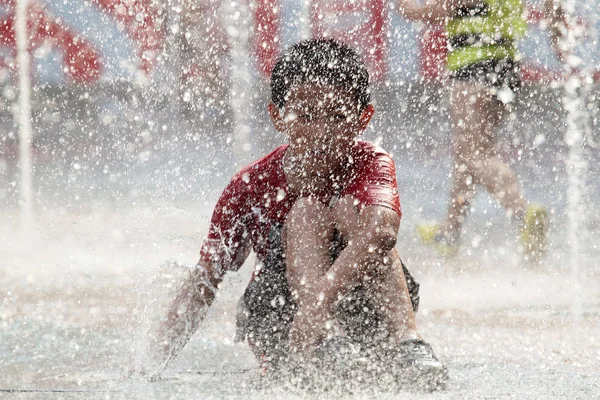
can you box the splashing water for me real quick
[560,0,595,322]
[2,0,600,397]
[226,0,253,166]
[15,0,33,231]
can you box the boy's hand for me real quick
[288,302,334,354]
[121,357,166,382]
[121,362,153,382]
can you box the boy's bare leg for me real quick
[367,249,421,342]
[333,196,421,344]
[443,81,527,239]
[285,197,336,351]
[285,195,446,379]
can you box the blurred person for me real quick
[132,38,447,388]
[397,0,564,260]
[179,0,231,123]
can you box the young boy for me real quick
[147,38,446,386]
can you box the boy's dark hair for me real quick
[270,38,370,111]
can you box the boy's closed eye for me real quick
[332,113,347,122]
[297,112,350,123]
[298,114,312,123]
[296,113,345,124]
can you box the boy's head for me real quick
[268,39,375,175]
[270,38,370,112]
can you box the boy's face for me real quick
[269,83,374,176]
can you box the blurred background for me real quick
[0,0,599,397]
[0,0,597,204]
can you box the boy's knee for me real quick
[287,196,333,233]
[332,195,360,237]
[289,196,329,216]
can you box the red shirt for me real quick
[199,140,401,275]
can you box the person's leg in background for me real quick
[444,81,527,237]
[419,80,548,259]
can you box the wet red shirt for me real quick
[199,140,401,275]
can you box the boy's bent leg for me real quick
[285,197,336,350]
[334,196,447,385]
[365,250,447,386]
[369,249,421,343]
[333,196,420,343]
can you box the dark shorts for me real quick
[235,225,420,366]
[452,59,521,103]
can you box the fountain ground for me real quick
[1,196,599,399]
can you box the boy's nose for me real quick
[311,119,336,134]
[310,130,334,146]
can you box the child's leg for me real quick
[286,196,445,378]
[285,197,336,350]
[367,249,421,342]
[444,81,526,238]
[444,160,477,240]
[285,197,335,301]
[333,196,421,344]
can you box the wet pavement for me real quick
[1,203,599,399]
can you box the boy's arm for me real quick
[142,171,252,376]
[397,0,476,23]
[143,233,252,377]
[150,261,223,373]
[315,204,400,309]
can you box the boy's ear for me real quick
[358,104,375,131]
[268,103,286,132]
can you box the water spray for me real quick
[225,0,253,167]
[299,0,312,40]
[15,0,33,232]
[558,0,594,322]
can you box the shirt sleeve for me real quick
[199,171,252,275]
[343,150,402,218]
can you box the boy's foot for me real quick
[520,204,549,262]
[416,223,458,257]
[273,337,361,392]
[312,336,358,367]
[393,339,448,391]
